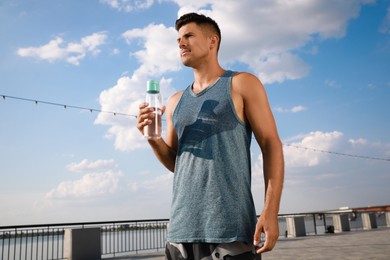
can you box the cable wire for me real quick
[1,94,137,118]
[284,144,390,162]
[2,94,389,162]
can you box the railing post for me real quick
[312,214,317,235]
[362,212,377,230]
[286,216,306,237]
[322,213,327,228]
[386,211,390,227]
[333,214,350,232]
[64,228,101,260]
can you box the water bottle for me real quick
[143,80,162,139]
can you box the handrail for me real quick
[0,218,170,229]
[0,211,388,260]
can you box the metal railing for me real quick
[100,220,168,257]
[277,210,390,237]
[1,211,388,260]
[0,219,169,260]
[0,224,66,260]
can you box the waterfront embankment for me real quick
[106,228,390,259]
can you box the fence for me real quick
[0,219,169,260]
[1,211,389,260]
[278,210,390,238]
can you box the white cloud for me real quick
[122,23,182,75]
[101,0,154,12]
[347,138,390,160]
[255,53,310,84]
[66,159,118,173]
[45,164,172,201]
[379,7,390,34]
[95,74,176,151]
[291,106,306,113]
[275,105,306,113]
[45,170,123,199]
[17,37,67,62]
[95,24,178,151]
[97,0,371,150]
[168,0,367,83]
[349,138,367,145]
[17,32,107,65]
[252,130,343,202]
[283,131,344,167]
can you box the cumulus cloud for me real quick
[97,0,371,150]
[254,53,310,84]
[66,159,118,173]
[17,32,107,65]
[95,75,175,151]
[101,0,154,12]
[252,130,343,196]
[275,105,306,113]
[45,170,123,199]
[252,130,390,196]
[122,24,182,75]
[95,24,178,151]
[283,131,344,167]
[45,158,173,201]
[169,0,366,83]
[349,138,368,145]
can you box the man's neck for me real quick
[192,64,225,93]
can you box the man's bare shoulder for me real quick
[233,71,262,84]
[232,71,265,96]
[169,90,184,102]
[166,90,184,115]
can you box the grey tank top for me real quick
[168,70,257,243]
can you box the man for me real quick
[137,13,284,260]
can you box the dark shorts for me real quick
[165,242,261,260]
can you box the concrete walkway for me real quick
[104,228,390,259]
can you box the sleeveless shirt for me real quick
[168,70,257,244]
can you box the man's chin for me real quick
[181,60,192,67]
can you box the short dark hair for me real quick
[175,12,221,51]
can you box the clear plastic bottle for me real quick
[143,80,162,139]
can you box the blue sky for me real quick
[1,0,389,226]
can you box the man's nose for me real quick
[178,38,187,48]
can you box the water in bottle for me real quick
[144,80,162,139]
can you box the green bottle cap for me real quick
[146,80,160,93]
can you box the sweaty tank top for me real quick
[168,70,257,243]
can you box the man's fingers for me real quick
[139,102,149,109]
[256,240,270,254]
[137,118,150,127]
[137,103,154,132]
[256,235,277,254]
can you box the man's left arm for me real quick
[235,72,284,254]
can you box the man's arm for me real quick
[137,92,182,172]
[234,72,284,254]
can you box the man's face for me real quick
[177,22,211,67]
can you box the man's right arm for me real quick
[137,91,182,172]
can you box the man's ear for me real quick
[209,35,219,50]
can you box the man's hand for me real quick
[137,102,166,135]
[253,213,279,254]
